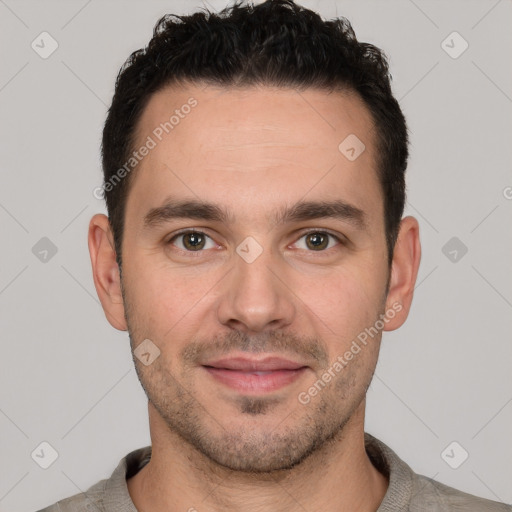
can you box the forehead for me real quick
[127,83,382,229]
[136,83,375,162]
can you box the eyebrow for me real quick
[144,199,232,228]
[143,197,368,231]
[274,199,368,230]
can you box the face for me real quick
[96,84,410,472]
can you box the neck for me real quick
[127,401,388,512]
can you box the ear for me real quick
[383,216,421,331]
[88,213,127,331]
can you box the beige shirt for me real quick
[37,433,511,511]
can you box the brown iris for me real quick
[182,232,206,250]
[305,232,329,251]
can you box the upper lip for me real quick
[203,356,308,372]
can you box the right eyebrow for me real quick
[143,198,233,230]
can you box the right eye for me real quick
[167,230,217,252]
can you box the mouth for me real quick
[202,356,309,394]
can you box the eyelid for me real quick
[166,229,218,251]
[166,228,210,242]
[293,228,346,244]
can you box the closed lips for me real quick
[202,356,308,372]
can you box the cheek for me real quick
[123,256,221,341]
[290,269,386,372]
[296,265,384,328]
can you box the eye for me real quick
[294,231,342,251]
[168,230,217,252]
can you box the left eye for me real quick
[294,231,341,251]
[169,231,217,251]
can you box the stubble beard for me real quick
[128,332,375,474]
[121,277,383,474]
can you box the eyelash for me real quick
[166,229,344,253]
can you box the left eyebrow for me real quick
[143,197,368,231]
[272,199,368,231]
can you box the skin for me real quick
[88,83,421,512]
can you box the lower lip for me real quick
[203,367,307,393]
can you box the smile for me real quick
[202,355,309,393]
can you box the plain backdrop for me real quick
[0,1,511,510]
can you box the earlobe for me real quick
[383,216,421,332]
[88,213,128,331]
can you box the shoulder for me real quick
[409,473,512,511]
[35,478,107,512]
[35,446,151,512]
[364,433,511,512]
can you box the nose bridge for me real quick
[216,240,296,332]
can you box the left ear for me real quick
[383,215,421,331]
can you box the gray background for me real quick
[0,0,511,510]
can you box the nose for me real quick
[215,246,296,334]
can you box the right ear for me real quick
[88,213,127,331]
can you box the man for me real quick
[39,0,511,510]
